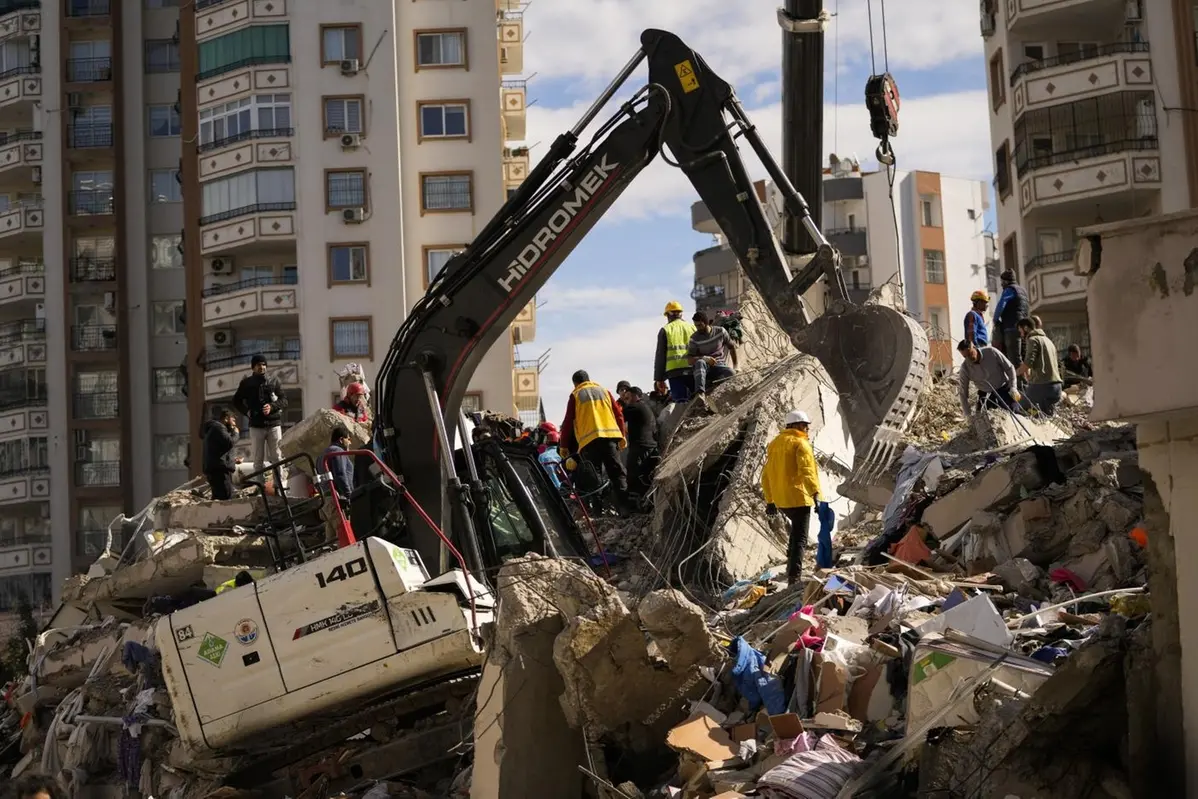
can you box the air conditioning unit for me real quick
[342,207,365,224]
[67,92,82,109]
[30,166,40,184]
[103,291,115,311]
[208,256,233,275]
[75,445,89,462]
[340,133,362,149]
[209,329,233,348]
[339,59,360,76]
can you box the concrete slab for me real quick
[922,453,1043,539]
[281,408,372,476]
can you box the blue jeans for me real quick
[693,359,734,395]
[667,375,693,403]
[1025,381,1063,416]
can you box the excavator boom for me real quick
[377,30,928,569]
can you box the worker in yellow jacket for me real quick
[761,409,821,587]
[560,369,630,510]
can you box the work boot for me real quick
[692,392,714,415]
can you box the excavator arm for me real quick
[376,29,928,572]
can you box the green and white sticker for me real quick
[197,632,229,667]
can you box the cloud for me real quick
[517,90,991,223]
[538,286,641,312]
[519,1,983,91]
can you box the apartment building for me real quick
[0,0,536,608]
[980,0,1198,351]
[691,158,991,373]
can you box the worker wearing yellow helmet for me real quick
[653,300,696,403]
[964,290,991,349]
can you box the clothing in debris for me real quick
[728,636,787,714]
[538,447,564,490]
[655,315,697,402]
[1022,327,1063,415]
[200,418,237,501]
[815,501,835,569]
[958,345,1018,417]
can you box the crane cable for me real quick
[864,0,905,300]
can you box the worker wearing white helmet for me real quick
[761,409,822,587]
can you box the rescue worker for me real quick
[1016,318,1063,416]
[536,421,564,490]
[653,300,697,403]
[615,380,632,413]
[622,386,660,502]
[1062,344,1093,388]
[761,409,821,588]
[324,425,355,500]
[991,270,1029,373]
[200,407,240,501]
[215,570,256,594]
[687,310,738,412]
[333,382,369,423]
[560,370,630,509]
[964,290,990,347]
[957,339,1022,418]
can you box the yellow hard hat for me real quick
[663,300,684,315]
[970,290,989,303]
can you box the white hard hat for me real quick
[784,410,811,426]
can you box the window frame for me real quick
[322,94,365,138]
[153,434,190,471]
[413,28,468,71]
[151,300,185,336]
[995,140,1012,200]
[989,48,1006,112]
[327,242,370,287]
[148,168,182,204]
[198,93,292,149]
[150,234,183,269]
[147,103,181,137]
[324,168,369,212]
[152,367,186,402]
[461,392,483,414]
[197,23,292,81]
[419,170,474,215]
[422,243,468,288]
[144,39,180,73]
[416,99,471,142]
[329,316,374,360]
[200,166,296,220]
[923,250,947,285]
[320,23,363,66]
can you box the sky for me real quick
[507,0,994,418]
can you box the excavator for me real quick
[155,26,927,789]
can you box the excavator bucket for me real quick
[794,300,930,483]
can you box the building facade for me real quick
[0,0,535,608]
[691,160,991,373]
[980,0,1198,352]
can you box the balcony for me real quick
[75,460,119,488]
[203,348,300,400]
[67,124,113,150]
[201,275,298,326]
[199,203,297,256]
[512,300,536,345]
[692,283,740,313]
[501,80,526,141]
[502,146,529,191]
[70,324,118,352]
[66,57,112,84]
[0,395,46,443]
[1016,139,1159,217]
[513,361,538,414]
[73,391,118,420]
[826,226,868,258]
[198,129,294,180]
[691,201,720,235]
[1027,256,1088,313]
[68,190,113,217]
[823,176,865,202]
[1006,0,1127,34]
[0,66,38,122]
[1010,43,1152,119]
[1023,249,1076,277]
[0,318,43,371]
[198,64,291,110]
[66,0,111,18]
[498,9,523,75]
[694,244,737,281]
[0,261,41,306]
[69,256,115,283]
[195,0,289,43]
[0,131,40,178]
[0,203,40,242]
[0,467,47,506]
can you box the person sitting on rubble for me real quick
[323,425,355,501]
[11,775,58,799]
[687,310,738,414]
[964,290,990,347]
[333,381,369,424]
[1061,344,1093,388]
[201,406,241,501]
[957,339,1023,418]
[762,409,821,588]
[1016,317,1064,416]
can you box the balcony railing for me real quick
[71,324,118,352]
[0,64,37,82]
[73,391,118,419]
[0,393,44,412]
[69,257,116,282]
[197,127,295,154]
[68,190,115,216]
[205,348,298,372]
[67,125,114,149]
[202,273,297,298]
[825,226,867,236]
[75,460,119,487]
[0,318,43,345]
[501,79,527,90]
[195,0,230,10]
[0,131,41,147]
[196,54,291,83]
[199,201,296,226]
[0,464,47,480]
[1014,137,1159,178]
[1024,249,1077,274]
[66,0,111,17]
[0,1,40,15]
[66,57,112,83]
[0,260,42,280]
[1010,42,1150,86]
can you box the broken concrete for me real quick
[922,452,1045,538]
[280,407,372,476]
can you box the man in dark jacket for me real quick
[323,425,355,500]
[622,386,659,502]
[232,353,287,475]
[991,270,1029,377]
[201,407,239,500]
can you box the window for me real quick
[153,367,185,402]
[329,244,368,284]
[150,235,182,269]
[145,39,180,73]
[418,101,469,140]
[989,49,1005,111]
[461,392,483,414]
[149,169,181,203]
[148,104,181,137]
[330,318,372,359]
[321,24,362,65]
[323,96,363,135]
[326,169,367,210]
[198,24,291,80]
[424,245,464,286]
[154,435,189,470]
[420,172,473,214]
[152,300,184,335]
[920,196,938,227]
[994,141,1011,199]
[0,437,47,475]
[923,250,946,284]
[146,0,180,7]
[199,94,292,147]
[255,93,291,131]
[1023,43,1046,62]
[415,30,466,69]
[201,167,296,219]
[927,307,947,341]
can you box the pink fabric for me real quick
[791,605,826,650]
[774,730,818,757]
[1049,567,1086,592]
